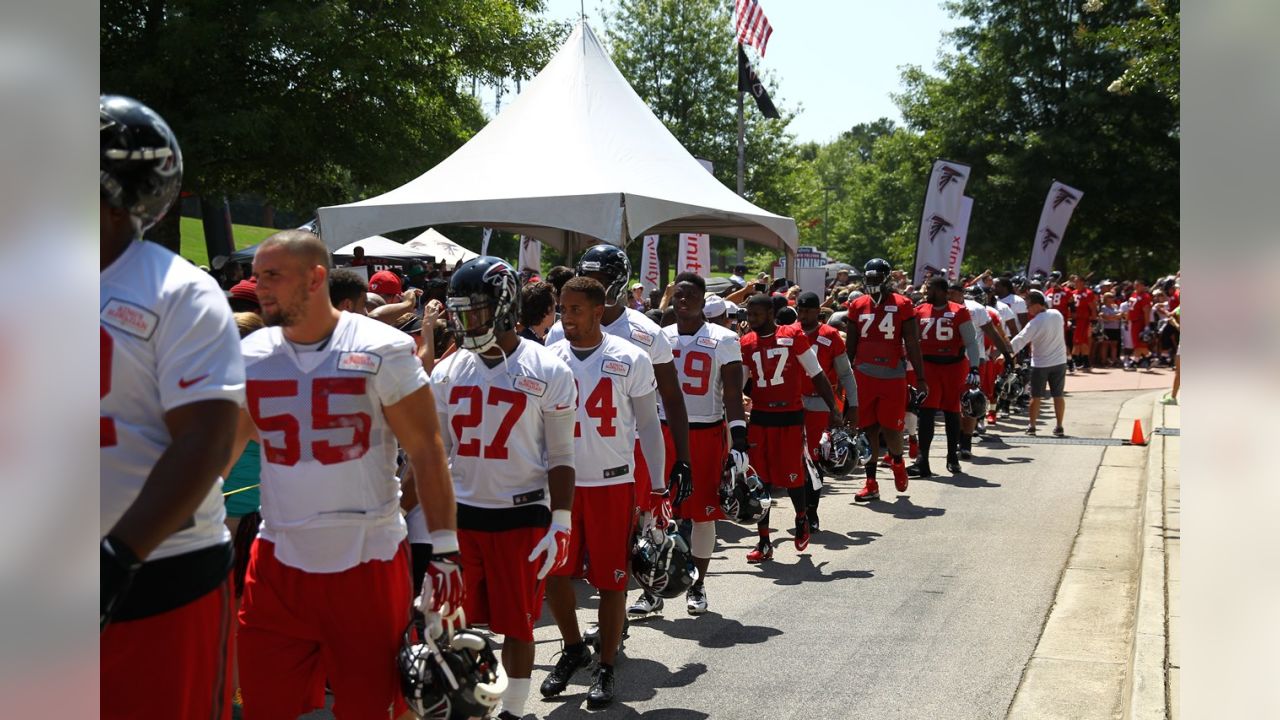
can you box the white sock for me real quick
[501,677,531,718]
[905,412,918,434]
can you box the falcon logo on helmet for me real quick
[719,461,769,525]
[816,428,857,477]
[631,529,699,600]
[398,614,507,720]
[100,95,183,232]
[446,256,521,354]
[960,387,989,420]
[576,244,631,307]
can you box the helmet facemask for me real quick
[447,296,499,353]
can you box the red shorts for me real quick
[748,421,805,488]
[1073,322,1091,345]
[459,526,546,642]
[633,439,659,513]
[920,359,970,413]
[980,356,1003,401]
[668,423,728,522]
[854,370,907,432]
[1131,323,1148,351]
[101,575,234,720]
[238,539,410,720]
[804,410,827,458]
[551,482,635,591]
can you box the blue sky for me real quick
[538,0,963,143]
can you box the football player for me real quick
[1045,272,1075,372]
[845,258,929,501]
[542,277,662,709]
[1070,275,1098,370]
[907,278,984,477]
[432,257,577,720]
[948,283,1014,454]
[226,230,458,720]
[100,95,245,720]
[740,294,843,563]
[792,291,860,531]
[544,245,693,616]
[663,274,748,612]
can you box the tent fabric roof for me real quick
[317,22,797,255]
[403,228,478,268]
[330,235,435,260]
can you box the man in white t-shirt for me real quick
[433,257,577,720]
[100,95,246,720]
[227,231,459,719]
[1008,290,1069,437]
[541,277,662,710]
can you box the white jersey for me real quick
[995,300,1018,333]
[658,322,742,423]
[432,339,576,509]
[547,307,674,367]
[1000,293,1028,330]
[101,240,244,561]
[548,335,656,486]
[963,298,991,329]
[241,312,427,573]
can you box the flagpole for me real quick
[736,44,746,267]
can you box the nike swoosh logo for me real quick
[178,374,209,389]
[555,403,571,410]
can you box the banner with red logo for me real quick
[677,233,711,277]
[1027,181,1083,278]
[947,196,974,281]
[639,234,661,293]
[911,159,971,286]
[518,235,541,274]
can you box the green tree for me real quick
[102,0,565,246]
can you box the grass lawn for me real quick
[178,216,278,267]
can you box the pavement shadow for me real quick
[539,660,709,719]
[851,495,946,521]
[714,551,874,587]
[966,454,1034,466]
[920,472,1002,489]
[634,610,784,649]
[807,528,882,550]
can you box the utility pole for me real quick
[736,80,746,266]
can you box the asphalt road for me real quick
[301,388,1147,720]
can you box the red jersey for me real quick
[793,322,846,398]
[1129,291,1153,325]
[1072,288,1097,324]
[741,323,813,413]
[1046,286,1073,315]
[915,301,972,359]
[845,293,916,369]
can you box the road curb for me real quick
[1124,397,1169,720]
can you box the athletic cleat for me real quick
[908,436,919,459]
[627,592,663,617]
[746,539,774,563]
[586,664,616,709]
[808,508,821,533]
[946,457,961,474]
[959,449,972,460]
[686,584,708,615]
[881,452,892,465]
[794,515,810,552]
[905,461,932,477]
[855,479,880,502]
[986,411,997,423]
[1053,426,1065,437]
[1025,425,1036,435]
[892,461,909,492]
[540,642,593,698]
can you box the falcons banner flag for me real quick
[738,45,779,119]
[480,227,493,256]
[1027,181,1084,278]
[518,235,541,273]
[946,196,974,281]
[912,160,972,285]
[678,233,711,276]
[639,234,661,293]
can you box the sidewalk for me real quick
[1064,364,1174,393]
[1006,391,1178,719]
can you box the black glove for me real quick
[729,424,749,454]
[668,461,693,506]
[101,535,142,631]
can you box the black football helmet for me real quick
[960,387,989,420]
[576,244,631,307]
[906,384,928,415]
[398,615,507,720]
[718,455,743,520]
[863,258,892,295]
[100,95,183,232]
[631,529,699,599]
[724,465,769,525]
[447,256,521,353]
[816,428,856,477]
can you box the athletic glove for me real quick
[101,535,142,631]
[729,422,750,475]
[528,510,572,580]
[668,461,693,506]
[651,490,674,532]
[966,368,981,388]
[418,530,465,616]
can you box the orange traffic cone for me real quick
[1129,419,1147,446]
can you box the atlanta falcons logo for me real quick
[938,165,965,192]
[1041,227,1060,251]
[1052,187,1078,210]
[928,214,953,244]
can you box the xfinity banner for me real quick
[947,196,974,281]
[639,234,661,293]
[677,233,711,276]
[518,235,541,273]
[1027,181,1083,278]
[912,159,972,285]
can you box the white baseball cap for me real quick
[703,294,727,318]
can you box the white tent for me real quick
[317,22,798,260]
[403,228,479,268]
[331,235,434,261]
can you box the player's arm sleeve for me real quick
[960,321,983,366]
[430,367,454,457]
[650,327,674,364]
[633,392,665,491]
[156,281,246,411]
[543,364,577,470]
[373,336,430,406]
[833,352,858,403]
[798,346,823,378]
[718,334,743,366]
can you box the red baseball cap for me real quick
[369,270,402,296]
[227,278,258,305]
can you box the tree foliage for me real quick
[101,0,565,213]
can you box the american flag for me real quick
[734,0,773,57]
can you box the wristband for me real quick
[550,509,573,530]
[728,420,747,431]
[428,529,459,556]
